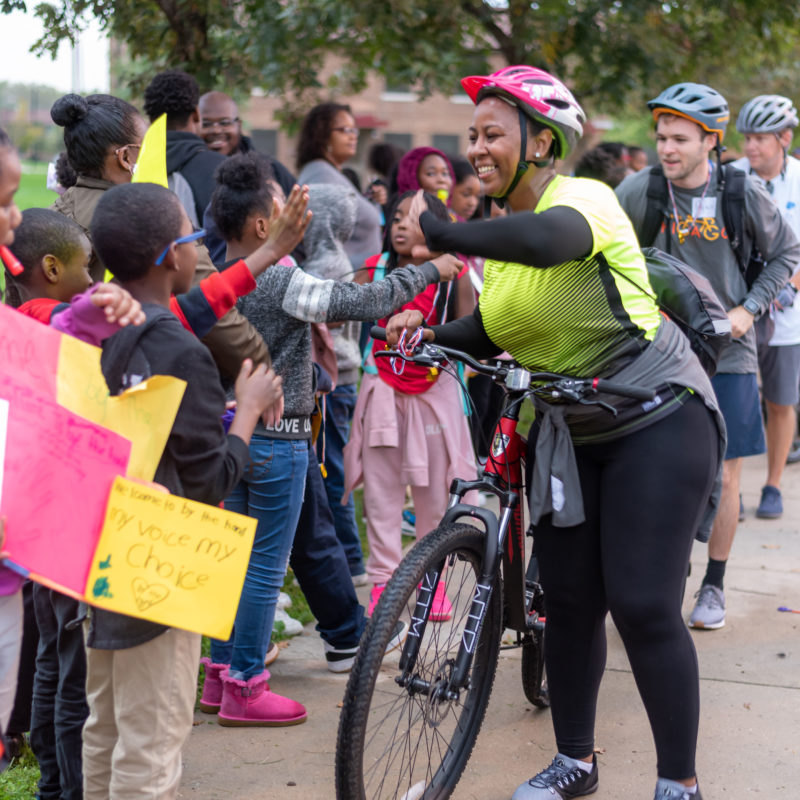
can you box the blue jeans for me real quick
[30,585,88,800]
[318,383,365,576]
[210,436,308,680]
[291,443,366,649]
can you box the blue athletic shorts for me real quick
[710,373,765,460]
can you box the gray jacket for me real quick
[615,165,800,373]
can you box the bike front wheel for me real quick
[336,523,502,800]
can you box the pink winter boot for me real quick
[217,669,307,727]
[430,580,453,622]
[199,658,228,713]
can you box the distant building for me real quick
[243,71,480,179]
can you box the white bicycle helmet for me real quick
[736,95,798,135]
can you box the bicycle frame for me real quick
[396,382,537,700]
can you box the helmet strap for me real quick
[493,107,552,208]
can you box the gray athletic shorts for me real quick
[757,341,800,406]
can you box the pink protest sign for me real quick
[0,303,60,396]
[0,372,131,594]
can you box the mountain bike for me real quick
[335,330,655,800]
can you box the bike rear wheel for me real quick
[336,523,502,800]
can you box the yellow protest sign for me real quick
[56,334,186,481]
[86,477,256,639]
[132,113,168,188]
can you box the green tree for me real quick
[3,0,800,119]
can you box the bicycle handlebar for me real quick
[370,326,388,342]
[368,325,656,403]
[590,379,655,402]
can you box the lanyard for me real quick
[667,173,711,245]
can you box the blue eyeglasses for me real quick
[154,228,206,265]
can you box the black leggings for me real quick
[527,395,718,780]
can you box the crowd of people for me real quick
[0,63,798,800]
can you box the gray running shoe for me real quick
[654,777,703,799]
[689,584,725,629]
[511,754,598,799]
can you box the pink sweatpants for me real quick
[361,387,472,585]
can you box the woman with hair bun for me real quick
[50,93,145,282]
[49,91,274,378]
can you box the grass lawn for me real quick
[0,739,40,799]
[16,161,57,211]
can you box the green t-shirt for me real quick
[479,175,662,377]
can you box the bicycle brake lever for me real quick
[578,398,618,417]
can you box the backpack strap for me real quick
[640,165,672,254]
[361,253,389,375]
[719,163,754,281]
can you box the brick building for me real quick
[242,71,479,181]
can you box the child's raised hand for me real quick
[90,283,145,327]
[430,253,464,282]
[244,185,312,278]
[267,183,312,257]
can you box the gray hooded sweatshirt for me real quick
[302,183,369,384]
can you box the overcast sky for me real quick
[0,8,109,93]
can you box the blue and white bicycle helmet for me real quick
[736,95,798,135]
[648,83,729,142]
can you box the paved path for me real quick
[180,453,800,798]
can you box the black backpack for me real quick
[638,164,765,289]
[612,248,732,377]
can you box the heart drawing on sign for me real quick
[132,578,170,612]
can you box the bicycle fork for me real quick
[395,494,515,701]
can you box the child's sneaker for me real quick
[653,777,702,799]
[512,753,598,799]
[324,620,408,673]
[273,608,303,636]
[429,580,452,622]
[401,509,416,535]
[368,584,385,616]
[264,641,280,667]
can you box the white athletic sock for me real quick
[558,753,594,773]
[658,777,697,796]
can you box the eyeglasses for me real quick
[201,117,240,130]
[332,126,359,136]
[155,228,206,266]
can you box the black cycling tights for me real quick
[527,395,718,780]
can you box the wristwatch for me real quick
[743,297,760,315]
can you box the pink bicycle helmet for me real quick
[461,66,586,159]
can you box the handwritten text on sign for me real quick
[86,477,256,639]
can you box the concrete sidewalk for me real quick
[179,453,799,798]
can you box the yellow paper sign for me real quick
[86,477,256,639]
[56,334,186,481]
[132,113,168,188]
